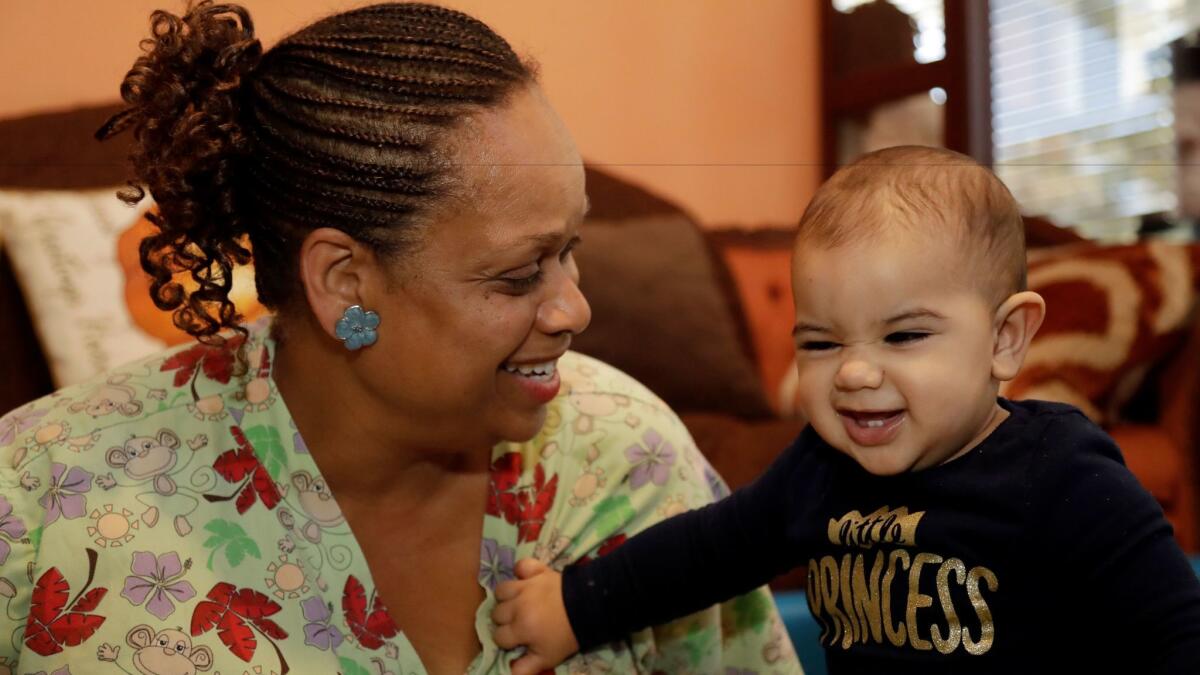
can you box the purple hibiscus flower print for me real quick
[0,495,28,565]
[0,403,47,447]
[625,429,677,490]
[478,538,515,591]
[301,595,344,650]
[38,463,92,525]
[120,551,197,620]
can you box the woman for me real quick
[0,3,801,673]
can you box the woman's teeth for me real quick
[503,361,557,380]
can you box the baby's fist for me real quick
[492,559,578,675]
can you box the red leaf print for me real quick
[217,610,257,662]
[191,600,224,635]
[23,623,59,656]
[70,587,107,613]
[235,482,257,514]
[258,344,271,376]
[30,567,69,625]
[207,581,236,605]
[597,534,628,557]
[161,335,246,388]
[214,446,258,483]
[515,470,558,543]
[201,334,245,384]
[342,575,367,628]
[487,452,522,522]
[252,465,281,510]
[24,553,108,656]
[342,575,397,650]
[252,616,288,640]
[576,534,628,567]
[365,594,399,643]
[230,587,281,619]
[161,347,205,388]
[48,612,105,647]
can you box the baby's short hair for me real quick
[798,145,1026,304]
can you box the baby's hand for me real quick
[492,558,578,675]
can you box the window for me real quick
[990,0,1200,241]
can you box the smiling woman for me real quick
[0,3,802,674]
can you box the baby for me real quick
[491,146,1200,673]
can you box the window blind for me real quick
[991,0,1200,241]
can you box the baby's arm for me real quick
[493,433,814,664]
[493,560,576,675]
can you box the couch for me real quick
[1,104,1198,593]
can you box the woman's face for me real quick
[360,85,591,450]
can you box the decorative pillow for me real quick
[1001,241,1200,424]
[571,214,774,418]
[0,189,265,387]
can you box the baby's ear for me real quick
[991,291,1046,381]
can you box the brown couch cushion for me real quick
[573,214,773,418]
[0,104,129,189]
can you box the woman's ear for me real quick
[992,291,1046,381]
[297,227,375,340]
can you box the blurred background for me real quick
[5,0,1200,240]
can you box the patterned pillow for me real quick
[0,189,266,387]
[1001,241,1200,424]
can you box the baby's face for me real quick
[790,230,1006,475]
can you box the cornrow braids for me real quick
[98,0,536,349]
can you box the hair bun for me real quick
[98,1,263,344]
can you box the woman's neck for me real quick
[270,319,492,502]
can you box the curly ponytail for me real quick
[97,1,261,346]
[99,1,534,346]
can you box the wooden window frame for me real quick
[819,0,993,175]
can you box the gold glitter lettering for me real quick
[838,553,859,648]
[906,552,940,651]
[964,566,998,655]
[807,561,831,643]
[932,557,966,654]
[882,549,909,647]
[851,550,885,644]
[827,507,925,549]
[819,555,846,646]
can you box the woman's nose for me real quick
[835,358,883,391]
[538,268,591,337]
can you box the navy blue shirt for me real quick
[563,399,1200,673]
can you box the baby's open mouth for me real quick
[839,409,905,428]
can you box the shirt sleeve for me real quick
[1032,414,1200,672]
[509,354,805,674]
[563,432,810,651]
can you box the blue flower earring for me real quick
[335,305,380,351]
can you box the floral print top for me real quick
[0,320,801,675]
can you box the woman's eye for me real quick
[885,331,929,345]
[503,270,543,292]
[800,341,838,352]
[560,239,580,261]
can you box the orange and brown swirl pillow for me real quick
[1001,241,1200,424]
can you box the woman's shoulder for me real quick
[557,350,669,407]
[0,330,262,486]
[547,351,695,459]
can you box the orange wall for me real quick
[0,1,821,227]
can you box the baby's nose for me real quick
[835,359,884,390]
